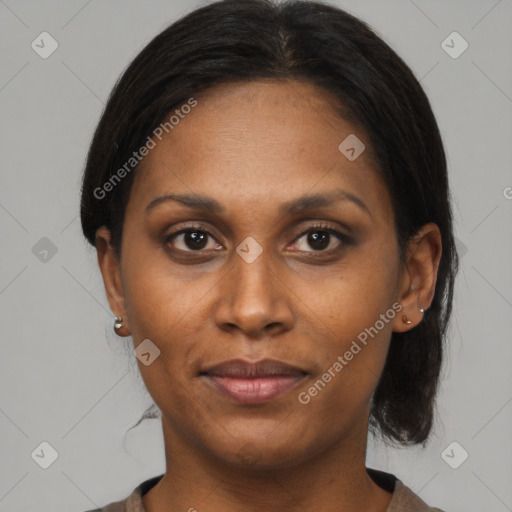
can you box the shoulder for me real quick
[367,467,447,512]
[82,501,126,512]
[81,474,164,512]
[389,478,448,512]
[81,493,132,512]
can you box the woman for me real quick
[80,0,458,510]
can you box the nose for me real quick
[214,248,294,338]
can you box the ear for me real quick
[392,222,442,333]
[95,226,131,335]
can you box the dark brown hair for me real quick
[80,0,459,447]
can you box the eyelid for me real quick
[164,222,223,250]
[291,222,349,240]
[287,222,351,253]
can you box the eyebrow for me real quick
[144,189,371,218]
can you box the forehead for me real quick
[128,80,391,220]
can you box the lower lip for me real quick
[203,375,305,404]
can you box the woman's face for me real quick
[99,80,414,468]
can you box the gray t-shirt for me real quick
[83,468,447,512]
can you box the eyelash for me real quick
[164,222,351,257]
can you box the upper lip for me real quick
[200,358,308,378]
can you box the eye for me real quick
[165,224,222,252]
[164,222,351,256]
[291,223,350,253]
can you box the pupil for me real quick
[183,230,331,251]
[308,231,329,250]
[186,231,207,250]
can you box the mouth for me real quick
[199,358,309,404]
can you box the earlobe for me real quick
[392,222,442,333]
[399,303,425,329]
[113,316,131,337]
[95,226,131,335]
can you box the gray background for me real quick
[1,1,511,511]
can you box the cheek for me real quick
[300,312,393,427]
[306,244,399,332]
[298,250,398,404]
[121,244,202,338]
[120,262,204,407]
[120,247,219,379]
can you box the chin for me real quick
[204,428,314,471]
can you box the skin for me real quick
[95,80,442,512]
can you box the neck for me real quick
[142,418,392,512]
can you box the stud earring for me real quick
[402,307,425,325]
[114,316,130,337]
[402,315,412,325]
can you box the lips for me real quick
[200,359,308,404]
[203,359,307,378]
